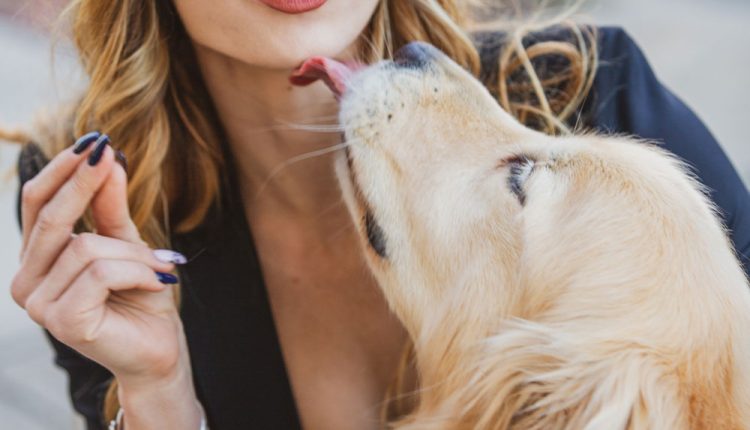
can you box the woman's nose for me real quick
[394,41,440,68]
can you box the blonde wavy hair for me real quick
[2,0,597,423]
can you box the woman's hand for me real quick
[10,134,202,428]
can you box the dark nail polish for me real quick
[156,272,179,284]
[87,134,110,166]
[115,150,128,174]
[72,131,101,154]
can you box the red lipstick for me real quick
[259,0,327,14]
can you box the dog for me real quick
[293,42,750,429]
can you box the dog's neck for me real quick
[408,278,518,401]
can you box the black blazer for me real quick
[16,27,750,429]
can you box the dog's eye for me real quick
[365,210,387,258]
[506,155,536,205]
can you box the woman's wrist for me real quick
[116,363,202,430]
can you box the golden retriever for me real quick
[294,42,750,429]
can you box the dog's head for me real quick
[294,43,740,338]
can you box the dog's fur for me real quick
[334,45,750,429]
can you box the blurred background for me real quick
[0,0,748,428]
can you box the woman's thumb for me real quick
[90,150,143,244]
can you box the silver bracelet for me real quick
[108,401,209,429]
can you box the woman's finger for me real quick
[13,232,176,308]
[32,259,174,341]
[20,132,102,253]
[91,154,142,243]
[21,143,115,280]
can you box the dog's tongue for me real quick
[290,57,362,99]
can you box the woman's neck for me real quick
[194,43,345,220]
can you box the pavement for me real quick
[0,1,748,428]
[0,11,86,430]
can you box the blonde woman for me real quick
[7,0,749,429]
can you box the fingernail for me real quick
[72,131,101,154]
[115,150,128,174]
[87,134,110,166]
[156,272,179,284]
[153,249,188,265]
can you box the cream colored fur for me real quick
[334,48,750,429]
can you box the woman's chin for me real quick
[175,0,378,70]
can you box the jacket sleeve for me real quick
[16,143,113,430]
[585,27,750,276]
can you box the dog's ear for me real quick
[381,342,418,423]
[443,320,686,429]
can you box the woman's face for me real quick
[173,0,381,69]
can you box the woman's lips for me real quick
[258,0,327,14]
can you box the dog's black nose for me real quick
[394,41,438,68]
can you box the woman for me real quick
[6,0,750,429]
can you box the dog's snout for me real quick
[394,41,439,68]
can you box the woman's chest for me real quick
[250,220,409,430]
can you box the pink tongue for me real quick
[290,57,362,99]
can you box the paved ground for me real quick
[0,1,748,428]
[0,12,85,430]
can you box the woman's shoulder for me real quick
[594,26,644,58]
[474,25,644,91]
[474,24,639,58]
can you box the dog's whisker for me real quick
[312,198,348,221]
[241,119,344,134]
[278,123,346,133]
[303,222,356,258]
[252,140,360,202]
[322,214,357,244]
